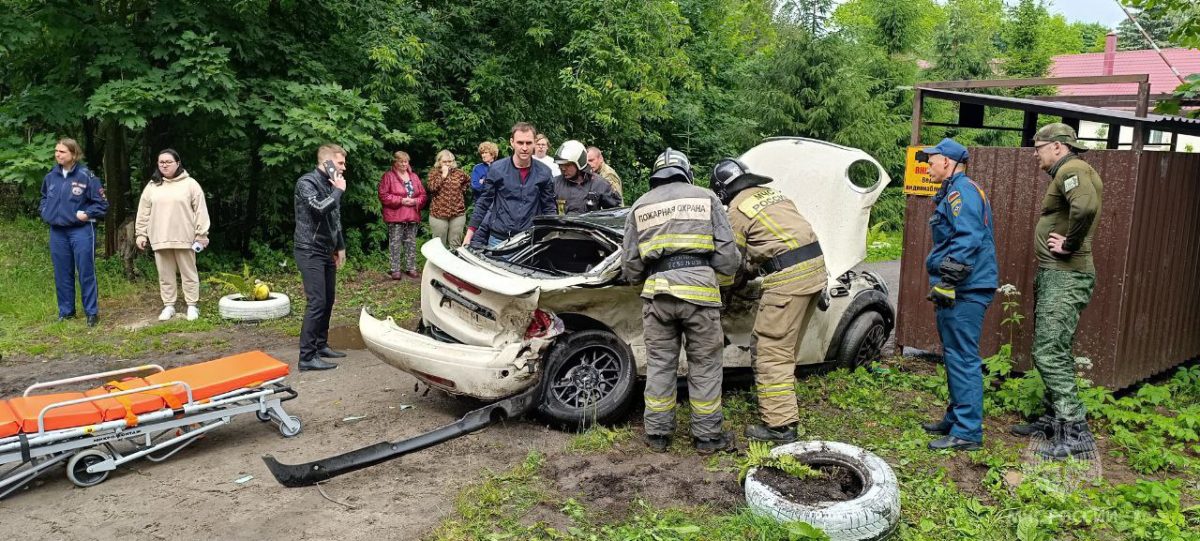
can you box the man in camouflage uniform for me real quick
[1012,123,1103,460]
[622,149,741,454]
[709,158,828,444]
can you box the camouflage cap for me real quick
[1034,122,1089,152]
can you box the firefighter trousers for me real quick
[751,290,813,427]
[641,296,725,439]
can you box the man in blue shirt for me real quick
[919,138,998,451]
[39,138,108,327]
[464,122,555,248]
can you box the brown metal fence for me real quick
[896,148,1200,390]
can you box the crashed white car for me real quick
[361,138,894,426]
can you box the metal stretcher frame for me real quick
[0,364,300,498]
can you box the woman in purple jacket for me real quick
[378,151,427,279]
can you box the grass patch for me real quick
[567,424,636,453]
[0,216,421,359]
[866,227,903,263]
[433,360,1200,540]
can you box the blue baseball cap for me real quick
[919,138,969,163]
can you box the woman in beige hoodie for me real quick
[135,149,211,321]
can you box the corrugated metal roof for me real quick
[921,88,1200,136]
[1051,49,1200,96]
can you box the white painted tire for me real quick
[217,293,291,321]
[745,441,900,541]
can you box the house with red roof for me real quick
[1050,33,1200,151]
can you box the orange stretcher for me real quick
[0,351,300,498]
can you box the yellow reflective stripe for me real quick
[689,397,722,415]
[716,273,734,287]
[757,383,795,398]
[645,394,677,412]
[734,232,747,248]
[762,258,824,289]
[638,234,715,254]
[756,211,801,249]
[642,279,722,302]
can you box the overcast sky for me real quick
[1030,0,1128,28]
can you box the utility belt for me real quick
[760,242,822,276]
[652,253,710,274]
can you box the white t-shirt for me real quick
[536,155,561,178]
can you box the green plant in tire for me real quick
[207,262,273,300]
[738,440,822,483]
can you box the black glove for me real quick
[928,283,956,308]
[938,257,971,287]
[816,288,830,311]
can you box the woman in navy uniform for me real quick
[39,138,108,326]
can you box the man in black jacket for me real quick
[552,139,621,215]
[294,144,350,371]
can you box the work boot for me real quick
[1037,421,1096,461]
[57,312,76,322]
[86,315,98,327]
[298,356,338,371]
[694,431,735,455]
[921,420,952,435]
[643,433,670,453]
[1011,414,1053,437]
[317,347,347,358]
[745,423,798,443]
[928,435,982,451]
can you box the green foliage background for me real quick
[1,0,1180,253]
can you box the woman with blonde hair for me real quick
[425,150,470,248]
[135,149,211,321]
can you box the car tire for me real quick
[744,440,900,541]
[536,329,636,429]
[217,293,291,321]
[836,311,887,370]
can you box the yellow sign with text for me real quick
[903,146,942,196]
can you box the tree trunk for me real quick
[101,119,129,258]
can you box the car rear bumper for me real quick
[359,308,550,400]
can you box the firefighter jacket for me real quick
[727,186,828,295]
[621,182,740,307]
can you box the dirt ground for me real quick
[2,344,551,540]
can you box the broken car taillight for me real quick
[442,271,482,295]
[525,309,553,340]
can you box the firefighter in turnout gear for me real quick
[622,148,741,454]
[710,158,828,443]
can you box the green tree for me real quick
[926,0,1003,81]
[1001,0,1052,79]
[1116,5,1183,50]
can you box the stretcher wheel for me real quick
[66,450,111,488]
[279,416,302,438]
[256,410,272,422]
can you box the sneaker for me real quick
[643,433,670,453]
[186,306,200,321]
[745,423,798,443]
[159,306,176,321]
[694,431,735,455]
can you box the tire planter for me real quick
[745,441,900,541]
[217,292,291,321]
[536,329,636,429]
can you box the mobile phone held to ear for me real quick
[323,160,338,181]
